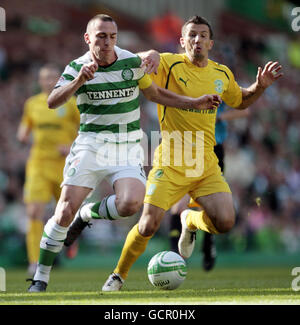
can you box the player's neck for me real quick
[97,52,118,67]
[186,53,208,68]
[191,57,208,68]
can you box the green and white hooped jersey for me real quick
[55,46,145,145]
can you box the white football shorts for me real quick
[61,141,146,189]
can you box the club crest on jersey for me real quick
[67,168,76,177]
[214,80,224,93]
[154,169,164,179]
[122,68,134,81]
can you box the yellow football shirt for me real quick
[150,53,242,168]
[20,92,80,161]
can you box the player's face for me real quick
[39,69,60,94]
[180,23,213,63]
[85,20,117,62]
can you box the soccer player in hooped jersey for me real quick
[27,14,221,292]
[101,15,283,291]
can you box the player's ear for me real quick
[208,39,214,50]
[84,32,90,45]
[179,37,185,49]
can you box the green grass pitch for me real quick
[1,266,299,305]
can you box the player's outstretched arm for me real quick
[238,61,283,110]
[141,82,221,110]
[48,61,98,109]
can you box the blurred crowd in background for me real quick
[0,0,300,266]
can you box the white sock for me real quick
[103,195,120,219]
[33,217,68,283]
[33,264,52,284]
[80,195,124,221]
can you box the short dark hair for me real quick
[86,14,117,33]
[181,16,213,39]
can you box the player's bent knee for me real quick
[117,197,143,217]
[216,212,235,233]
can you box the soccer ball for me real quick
[147,251,187,290]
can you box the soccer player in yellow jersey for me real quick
[17,64,80,275]
[102,15,283,291]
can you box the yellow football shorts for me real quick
[24,159,65,203]
[144,151,231,211]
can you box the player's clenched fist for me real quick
[78,61,98,83]
[193,94,222,110]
